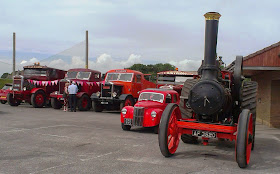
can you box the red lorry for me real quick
[0,83,12,104]
[120,88,179,133]
[50,68,102,111]
[156,70,198,95]
[7,63,66,107]
[91,69,156,112]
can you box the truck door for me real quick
[132,74,142,98]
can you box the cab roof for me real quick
[68,68,101,74]
[141,88,178,95]
[23,64,65,72]
[157,71,197,75]
[106,69,143,74]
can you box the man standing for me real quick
[68,81,78,112]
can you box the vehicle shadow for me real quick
[173,136,280,171]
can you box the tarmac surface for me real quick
[0,103,280,174]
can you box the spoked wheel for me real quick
[159,103,181,157]
[31,90,46,108]
[236,109,253,168]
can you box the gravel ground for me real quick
[0,103,279,174]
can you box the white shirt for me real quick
[68,84,78,94]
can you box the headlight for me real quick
[121,108,127,115]
[23,87,26,91]
[112,92,117,97]
[55,91,58,94]
[151,111,157,118]
[96,91,101,97]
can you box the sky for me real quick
[0,0,279,74]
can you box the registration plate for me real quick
[124,118,132,125]
[101,101,108,104]
[192,130,216,138]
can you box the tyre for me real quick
[92,101,103,112]
[31,90,46,108]
[179,79,198,118]
[236,109,253,168]
[7,93,20,106]
[78,94,91,111]
[153,125,159,134]
[51,98,62,109]
[0,100,7,104]
[158,103,180,157]
[120,96,134,110]
[181,134,198,144]
[241,81,257,150]
[121,123,131,131]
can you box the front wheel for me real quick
[120,96,134,110]
[7,93,20,106]
[158,103,181,157]
[92,101,103,112]
[51,98,62,109]
[236,109,253,168]
[31,90,46,108]
[0,100,7,104]
[78,95,91,111]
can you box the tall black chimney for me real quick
[201,12,221,80]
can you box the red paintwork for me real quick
[105,69,156,99]
[8,64,66,105]
[120,89,179,128]
[0,84,12,101]
[50,68,101,101]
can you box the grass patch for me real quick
[0,79,13,88]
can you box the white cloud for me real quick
[169,59,201,71]
[15,53,142,74]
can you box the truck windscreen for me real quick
[105,73,133,82]
[66,72,78,79]
[24,69,47,76]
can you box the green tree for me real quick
[1,73,9,79]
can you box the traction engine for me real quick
[158,12,257,168]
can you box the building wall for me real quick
[252,71,280,128]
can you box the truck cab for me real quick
[156,71,198,95]
[7,63,66,107]
[91,69,156,112]
[50,68,102,111]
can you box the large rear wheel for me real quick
[236,109,253,168]
[31,90,46,108]
[158,103,181,157]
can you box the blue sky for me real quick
[0,0,279,74]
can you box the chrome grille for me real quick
[133,107,144,126]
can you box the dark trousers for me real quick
[69,94,77,112]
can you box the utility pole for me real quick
[13,32,16,76]
[85,30,88,69]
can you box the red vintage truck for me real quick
[156,70,198,95]
[7,63,66,107]
[91,69,156,112]
[0,83,12,104]
[120,88,179,133]
[50,68,102,111]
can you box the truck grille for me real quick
[13,79,22,91]
[133,107,144,126]
[101,84,112,97]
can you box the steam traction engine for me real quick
[158,12,257,168]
